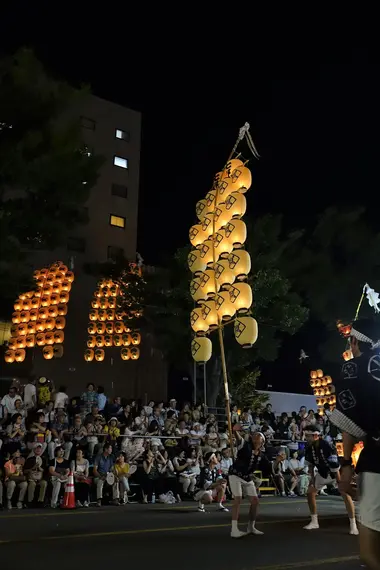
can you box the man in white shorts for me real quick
[229,429,271,538]
[303,426,358,535]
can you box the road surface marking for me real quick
[252,554,359,569]
[0,515,347,543]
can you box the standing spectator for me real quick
[37,377,54,407]
[71,448,90,507]
[23,378,36,411]
[54,386,69,410]
[262,404,276,427]
[93,443,114,507]
[48,446,70,508]
[24,443,47,506]
[4,450,27,509]
[167,398,179,418]
[97,386,107,413]
[1,386,22,415]
[231,405,240,425]
[81,383,98,415]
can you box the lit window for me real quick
[111,183,128,199]
[115,129,130,142]
[108,246,124,260]
[0,321,11,345]
[110,214,126,229]
[113,156,128,169]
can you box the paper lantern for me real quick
[196,199,208,221]
[31,298,39,309]
[87,336,96,348]
[96,335,105,347]
[36,320,46,333]
[12,312,21,324]
[113,334,123,346]
[22,299,31,310]
[89,310,98,321]
[130,347,140,360]
[102,287,110,298]
[122,333,131,346]
[225,158,244,177]
[43,346,54,360]
[188,249,207,276]
[4,350,15,363]
[310,370,317,379]
[228,250,251,280]
[54,331,64,344]
[92,299,100,309]
[35,277,45,289]
[229,283,253,314]
[52,281,62,294]
[104,334,113,347]
[214,203,232,231]
[19,311,30,323]
[61,280,71,292]
[215,291,236,321]
[189,224,207,247]
[316,369,324,378]
[14,349,26,362]
[325,375,332,384]
[205,190,216,209]
[190,278,208,304]
[234,316,258,348]
[225,191,246,219]
[40,295,50,307]
[60,292,69,304]
[105,322,114,334]
[199,268,218,298]
[114,322,124,334]
[230,166,252,193]
[199,239,214,267]
[94,288,102,298]
[45,318,56,331]
[108,298,116,309]
[17,324,27,336]
[39,268,49,276]
[87,323,96,335]
[47,306,58,318]
[121,347,131,360]
[45,273,55,285]
[45,332,54,345]
[14,299,22,311]
[58,264,68,274]
[201,300,218,330]
[215,259,236,289]
[29,309,38,321]
[190,307,209,334]
[26,322,36,334]
[57,304,67,316]
[106,309,115,321]
[50,293,60,305]
[42,285,52,296]
[95,349,105,362]
[191,336,212,363]
[225,219,247,249]
[115,311,125,321]
[95,322,105,334]
[343,350,353,361]
[214,228,234,259]
[109,285,119,297]
[99,297,109,310]
[84,349,94,362]
[65,271,74,283]
[10,324,18,336]
[131,332,141,345]
[217,177,235,202]
[8,338,17,350]
[201,212,216,237]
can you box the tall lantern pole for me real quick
[189,123,259,454]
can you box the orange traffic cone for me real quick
[61,470,76,509]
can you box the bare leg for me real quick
[360,525,380,570]
[247,495,264,535]
[341,492,358,535]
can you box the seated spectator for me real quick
[54,386,69,410]
[158,448,181,502]
[71,448,90,507]
[81,383,98,415]
[189,422,204,447]
[41,401,55,426]
[134,408,149,432]
[104,417,120,446]
[5,413,25,455]
[48,411,72,461]
[107,396,122,418]
[93,443,114,507]
[24,442,48,506]
[173,449,197,497]
[286,449,309,496]
[195,451,228,513]
[262,403,276,427]
[71,415,87,450]
[1,386,22,415]
[261,421,275,444]
[272,450,287,496]
[219,448,233,476]
[4,450,27,509]
[276,413,289,440]
[141,449,165,503]
[27,411,50,454]
[113,451,135,505]
[49,446,70,508]
[14,399,27,423]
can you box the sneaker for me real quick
[231,528,247,539]
[218,506,229,512]
[350,526,359,535]
[76,500,83,508]
[304,521,319,530]
[83,501,89,508]
[17,502,23,510]
[7,500,12,510]
[289,491,297,498]
[247,525,264,535]
[281,492,286,497]
[198,504,206,513]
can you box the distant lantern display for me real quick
[4,261,73,363]
[309,369,336,415]
[84,263,142,362]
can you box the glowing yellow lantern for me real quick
[228,249,251,280]
[12,312,21,324]
[29,309,38,321]
[60,292,69,304]
[188,249,207,276]
[43,346,54,360]
[96,335,105,348]
[89,310,98,321]
[87,336,96,348]
[205,190,216,209]
[42,285,52,296]
[229,283,253,314]
[96,322,106,334]
[45,273,55,285]
[199,239,214,267]
[190,307,209,334]
[48,306,58,318]
[189,224,207,247]
[87,323,96,335]
[234,316,258,348]
[114,334,123,346]
[57,304,67,316]
[310,370,317,379]
[214,228,234,259]
[61,280,71,292]
[92,299,100,309]
[191,336,212,363]
[14,299,22,311]
[65,271,74,283]
[230,166,252,193]
[99,297,109,310]
[45,332,55,345]
[22,299,31,311]
[316,369,324,378]
[131,332,141,345]
[26,322,36,335]
[225,158,244,177]
[14,349,26,362]
[45,318,56,331]
[130,347,140,360]
[217,178,235,202]
[35,321,45,334]
[53,345,64,358]
[214,203,232,231]
[97,310,107,323]
[199,268,218,298]
[17,324,27,336]
[84,349,94,362]
[31,298,39,309]
[106,309,115,321]
[109,285,119,297]
[190,278,208,304]
[40,295,50,308]
[196,199,208,221]
[104,334,113,347]
[121,347,131,360]
[114,322,124,334]
[52,282,62,294]
[58,264,68,274]
[201,300,218,330]
[122,333,131,346]
[225,191,246,219]
[50,293,60,305]
[95,349,105,361]
[225,219,247,249]
[8,338,17,350]
[108,298,116,309]
[53,331,64,344]
[105,322,114,334]
[215,291,236,321]
[343,350,353,361]
[4,350,15,363]
[20,311,30,323]
[115,311,125,321]
[215,259,235,289]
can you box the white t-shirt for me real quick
[1,394,22,414]
[24,384,36,409]
[54,392,68,409]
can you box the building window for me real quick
[111,183,128,199]
[67,236,86,252]
[115,129,130,142]
[107,246,124,261]
[80,116,96,130]
[113,156,128,169]
[0,321,11,346]
[109,214,126,229]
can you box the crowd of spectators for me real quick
[0,379,339,510]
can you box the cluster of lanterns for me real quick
[309,369,336,414]
[336,320,354,361]
[84,277,141,362]
[188,158,258,364]
[4,262,73,363]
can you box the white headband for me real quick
[351,327,380,350]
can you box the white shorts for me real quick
[194,488,218,501]
[313,473,334,491]
[229,475,257,498]
[359,472,380,532]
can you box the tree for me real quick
[0,49,103,306]
[229,370,269,411]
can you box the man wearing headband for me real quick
[331,318,380,569]
[229,429,270,538]
[303,425,358,535]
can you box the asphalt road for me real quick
[0,496,362,569]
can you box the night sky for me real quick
[2,12,378,394]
